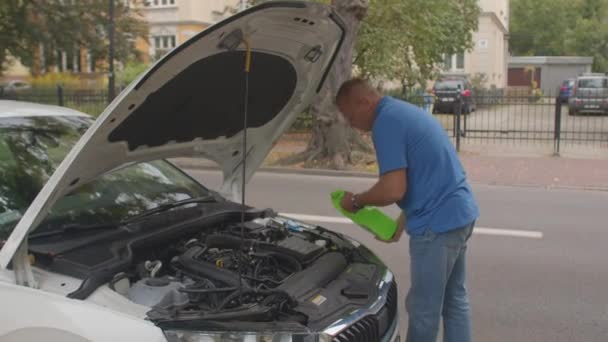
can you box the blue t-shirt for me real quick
[372,96,479,235]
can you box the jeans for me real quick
[422,102,433,113]
[406,222,475,342]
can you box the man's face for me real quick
[337,95,374,131]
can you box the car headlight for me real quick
[164,331,331,342]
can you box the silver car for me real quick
[568,74,608,115]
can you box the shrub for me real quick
[117,62,150,88]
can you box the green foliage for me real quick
[247,0,479,87]
[0,0,148,75]
[28,72,86,90]
[355,0,480,87]
[117,61,150,87]
[511,0,608,72]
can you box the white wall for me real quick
[184,0,240,24]
[465,15,508,88]
[478,0,509,30]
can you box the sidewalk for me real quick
[172,136,608,191]
[458,153,608,190]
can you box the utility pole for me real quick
[108,0,116,103]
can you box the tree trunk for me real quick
[286,0,369,170]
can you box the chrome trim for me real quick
[322,269,395,337]
[381,313,400,342]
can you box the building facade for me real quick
[508,56,594,95]
[137,0,240,62]
[442,0,510,89]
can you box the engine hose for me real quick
[216,289,294,311]
[179,246,248,288]
[251,251,302,274]
[108,272,132,291]
[242,274,283,285]
[179,287,238,294]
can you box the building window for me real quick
[456,52,465,69]
[443,53,465,71]
[152,35,177,60]
[144,0,176,7]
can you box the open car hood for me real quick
[0,1,345,270]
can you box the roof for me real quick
[509,56,594,66]
[480,12,509,35]
[0,100,90,118]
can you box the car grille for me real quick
[332,281,398,342]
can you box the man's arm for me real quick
[341,168,407,212]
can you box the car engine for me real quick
[29,210,394,333]
[104,217,384,330]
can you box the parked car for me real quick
[432,78,477,115]
[0,3,399,342]
[558,78,575,103]
[0,80,31,96]
[568,74,608,115]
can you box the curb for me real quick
[173,161,378,179]
[174,162,608,192]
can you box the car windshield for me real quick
[435,80,464,90]
[0,115,208,240]
[578,78,608,88]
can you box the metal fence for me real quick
[2,86,607,155]
[399,92,608,155]
[0,85,109,118]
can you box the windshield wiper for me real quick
[29,195,220,239]
[121,195,218,224]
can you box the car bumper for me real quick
[324,271,399,342]
[382,314,401,342]
[569,101,608,113]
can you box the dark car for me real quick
[558,79,575,103]
[432,78,476,115]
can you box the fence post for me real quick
[455,94,462,152]
[56,84,64,107]
[553,96,562,156]
[462,105,468,137]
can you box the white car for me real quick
[0,80,31,95]
[0,2,398,342]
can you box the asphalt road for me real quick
[185,169,608,342]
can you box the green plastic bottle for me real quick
[330,190,399,241]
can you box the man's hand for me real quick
[340,191,359,213]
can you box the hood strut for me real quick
[236,32,252,297]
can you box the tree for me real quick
[356,0,480,92]
[510,0,608,72]
[0,0,148,76]
[565,0,608,71]
[510,0,574,56]
[239,0,479,169]
[0,1,29,74]
[301,0,371,170]
[282,0,480,169]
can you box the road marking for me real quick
[280,213,543,239]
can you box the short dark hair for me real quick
[336,78,370,104]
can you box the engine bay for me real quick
[30,211,386,331]
[120,218,381,330]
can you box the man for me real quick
[336,78,479,342]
